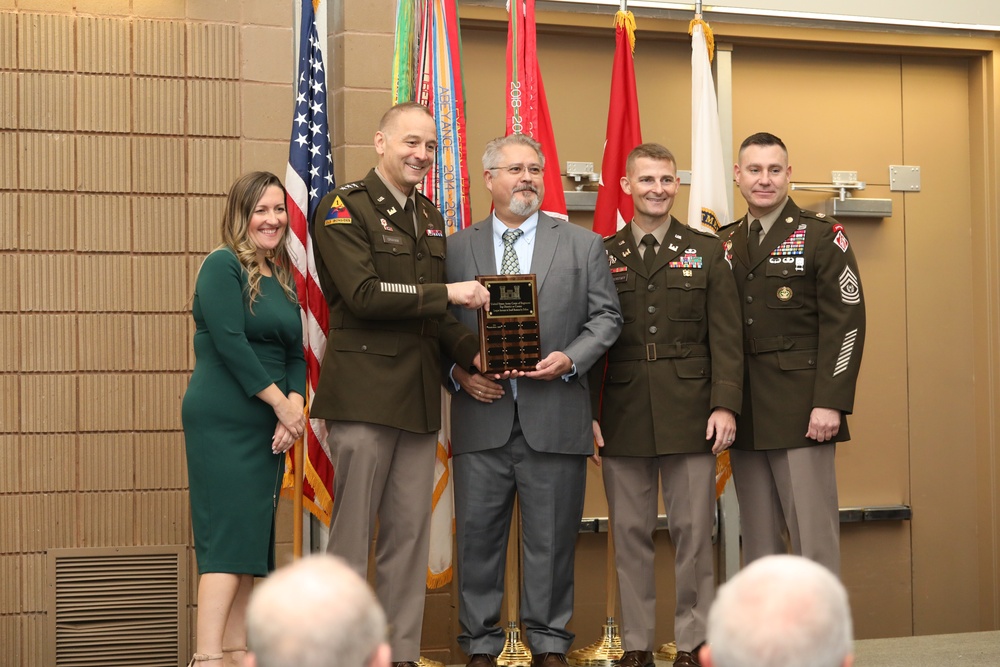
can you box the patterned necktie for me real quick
[501,228,523,274]
[641,233,658,272]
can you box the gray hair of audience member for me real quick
[246,554,388,667]
[706,555,853,667]
[482,133,545,171]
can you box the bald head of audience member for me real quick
[246,555,390,667]
[700,555,853,667]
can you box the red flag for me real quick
[505,0,567,219]
[592,11,642,236]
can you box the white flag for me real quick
[688,19,730,234]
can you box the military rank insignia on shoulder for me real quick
[338,180,365,192]
[323,195,352,225]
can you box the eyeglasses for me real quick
[488,164,544,177]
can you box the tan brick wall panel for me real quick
[19,132,75,191]
[20,435,76,492]
[77,74,131,132]
[187,22,238,79]
[0,71,15,129]
[133,19,185,77]
[0,12,15,69]
[77,313,133,371]
[132,136,185,193]
[77,194,131,252]
[134,313,188,371]
[20,314,76,372]
[132,255,189,312]
[77,15,129,74]
[186,196,221,253]
[19,192,75,250]
[21,492,76,551]
[188,138,239,195]
[0,192,16,250]
[80,492,136,547]
[19,72,75,131]
[135,431,188,489]
[0,554,19,613]
[0,315,17,372]
[20,375,77,433]
[135,490,189,545]
[79,433,134,491]
[0,375,17,433]
[76,254,129,311]
[77,134,131,192]
[133,195,186,252]
[0,254,16,312]
[0,131,15,189]
[18,13,74,72]
[0,435,15,491]
[133,77,184,135]
[79,373,134,431]
[0,496,18,551]
[19,552,45,613]
[189,79,239,137]
[76,0,131,15]
[21,253,76,311]
[134,373,186,431]
[21,614,46,667]
[240,25,292,84]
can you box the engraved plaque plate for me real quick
[477,274,541,373]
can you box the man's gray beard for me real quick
[510,192,541,217]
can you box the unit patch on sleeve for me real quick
[324,196,352,225]
[833,230,850,252]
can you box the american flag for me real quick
[281,0,334,522]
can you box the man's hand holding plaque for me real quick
[476,274,541,373]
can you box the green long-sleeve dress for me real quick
[182,247,305,575]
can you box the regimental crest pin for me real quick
[380,218,394,231]
[777,286,793,301]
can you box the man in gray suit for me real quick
[446,134,623,667]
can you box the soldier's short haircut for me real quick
[378,102,433,133]
[739,132,788,158]
[482,134,545,171]
[625,143,677,174]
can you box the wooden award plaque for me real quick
[477,274,541,373]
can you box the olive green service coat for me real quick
[310,169,478,434]
[720,198,866,451]
[590,217,744,456]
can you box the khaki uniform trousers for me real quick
[602,452,717,653]
[325,420,437,661]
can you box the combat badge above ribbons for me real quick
[324,196,351,225]
[669,249,703,270]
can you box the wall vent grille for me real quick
[47,546,188,667]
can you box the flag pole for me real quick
[695,0,702,16]
[293,432,304,558]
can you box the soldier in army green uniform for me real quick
[590,144,743,667]
[311,102,488,667]
[721,132,866,575]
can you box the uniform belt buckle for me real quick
[646,343,657,362]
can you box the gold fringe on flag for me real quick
[614,10,636,54]
[689,17,715,62]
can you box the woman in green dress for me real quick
[182,171,306,667]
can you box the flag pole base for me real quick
[567,617,623,667]
[654,642,677,662]
[497,622,533,667]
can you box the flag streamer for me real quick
[392,0,473,588]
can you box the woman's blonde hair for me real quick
[219,171,298,309]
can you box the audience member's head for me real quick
[700,555,853,667]
[246,554,390,667]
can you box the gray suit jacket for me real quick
[446,213,623,456]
